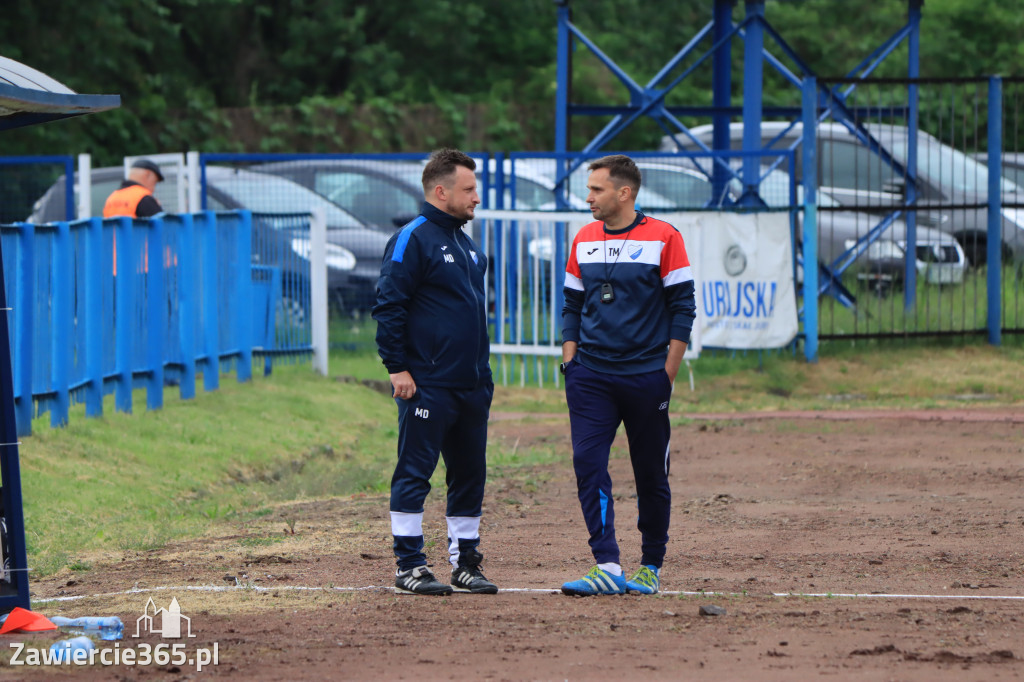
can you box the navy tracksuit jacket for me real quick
[373,202,493,570]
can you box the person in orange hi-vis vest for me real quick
[102,158,165,274]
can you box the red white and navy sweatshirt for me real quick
[562,212,696,375]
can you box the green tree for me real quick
[0,0,1020,158]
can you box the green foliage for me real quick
[0,1,1020,156]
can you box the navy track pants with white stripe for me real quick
[564,361,673,568]
[390,381,492,570]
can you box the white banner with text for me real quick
[657,211,798,350]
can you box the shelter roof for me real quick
[0,56,119,131]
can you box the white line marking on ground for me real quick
[31,585,1024,603]
[771,592,1024,600]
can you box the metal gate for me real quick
[804,76,1024,342]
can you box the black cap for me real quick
[131,158,164,182]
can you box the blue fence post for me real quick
[554,219,566,343]
[202,210,220,391]
[84,217,103,417]
[711,0,735,203]
[146,217,165,410]
[178,213,197,399]
[904,0,921,311]
[14,224,34,436]
[554,1,571,156]
[51,221,71,427]
[235,210,253,382]
[115,216,134,413]
[739,1,765,205]
[802,76,819,363]
[987,75,1003,346]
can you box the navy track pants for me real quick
[564,361,672,568]
[389,381,493,570]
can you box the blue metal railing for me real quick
[2,209,312,436]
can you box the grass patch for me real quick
[816,265,1024,337]
[330,318,1024,414]
[238,535,285,548]
[675,340,1024,412]
[19,361,398,576]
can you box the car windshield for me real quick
[888,139,1021,195]
[213,174,364,228]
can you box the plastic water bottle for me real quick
[49,636,95,663]
[50,616,124,641]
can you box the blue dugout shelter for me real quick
[0,56,119,611]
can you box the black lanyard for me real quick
[600,212,642,303]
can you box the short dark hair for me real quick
[422,148,477,196]
[589,154,641,197]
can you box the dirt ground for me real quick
[8,407,1024,681]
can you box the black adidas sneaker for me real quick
[395,565,453,596]
[451,564,499,594]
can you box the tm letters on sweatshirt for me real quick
[562,212,696,375]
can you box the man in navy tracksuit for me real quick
[560,155,696,596]
[373,148,498,596]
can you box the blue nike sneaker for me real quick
[561,566,627,596]
[625,565,660,594]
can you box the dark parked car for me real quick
[27,165,390,315]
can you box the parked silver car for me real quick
[661,121,1024,266]
[254,159,425,232]
[975,152,1024,187]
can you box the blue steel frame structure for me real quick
[551,0,948,361]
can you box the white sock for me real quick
[445,516,481,569]
[597,562,622,576]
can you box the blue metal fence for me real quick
[2,209,312,436]
[249,212,317,370]
[6,138,1022,396]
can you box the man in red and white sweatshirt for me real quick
[559,154,696,597]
